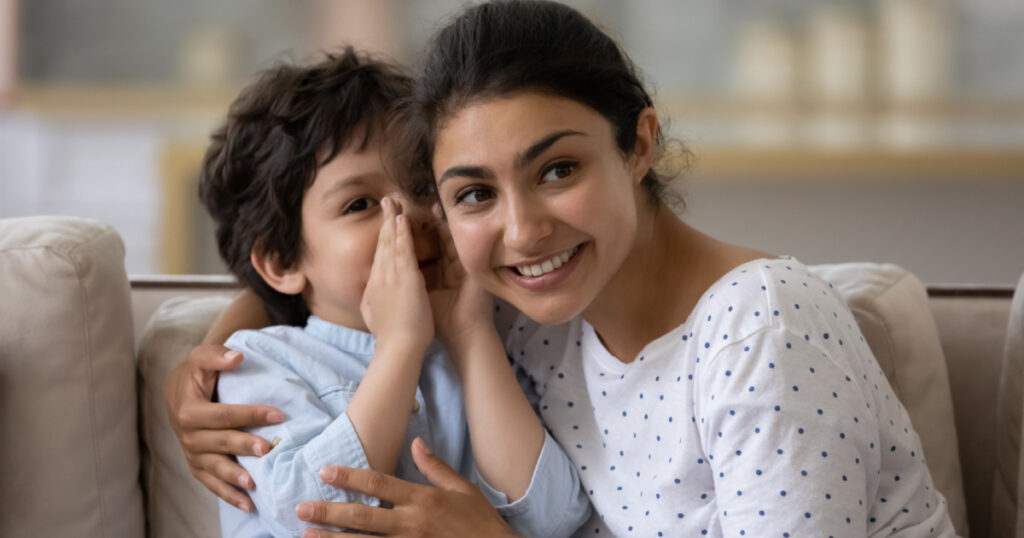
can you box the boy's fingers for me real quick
[194,469,255,514]
[393,214,417,272]
[373,197,396,273]
[177,401,284,431]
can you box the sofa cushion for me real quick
[810,262,968,535]
[137,295,233,538]
[0,216,144,537]
[992,273,1024,538]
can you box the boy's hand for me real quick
[360,197,434,354]
[164,344,284,513]
[429,208,497,357]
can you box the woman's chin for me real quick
[508,297,583,326]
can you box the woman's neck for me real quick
[582,204,770,363]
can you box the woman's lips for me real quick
[506,243,584,290]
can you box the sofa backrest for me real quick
[0,216,145,538]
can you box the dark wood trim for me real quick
[130,274,238,290]
[927,285,1015,299]
[129,274,1014,298]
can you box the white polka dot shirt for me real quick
[501,258,956,537]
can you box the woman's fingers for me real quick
[193,468,256,514]
[317,466,418,505]
[183,426,277,457]
[177,400,284,432]
[190,452,257,490]
[188,344,245,372]
[297,500,400,536]
[411,437,474,494]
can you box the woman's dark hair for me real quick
[398,0,685,204]
[199,47,412,325]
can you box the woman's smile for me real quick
[505,242,584,290]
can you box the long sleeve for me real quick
[218,331,380,538]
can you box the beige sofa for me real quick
[1,215,1021,538]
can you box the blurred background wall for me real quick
[0,0,1022,283]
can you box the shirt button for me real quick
[411,399,421,413]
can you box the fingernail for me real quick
[239,473,255,490]
[319,466,337,482]
[253,441,265,457]
[414,437,432,455]
[224,350,241,361]
[396,214,405,225]
[267,410,285,424]
[238,502,252,514]
[296,502,313,520]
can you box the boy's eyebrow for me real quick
[320,173,380,203]
[437,129,586,186]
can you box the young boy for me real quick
[198,49,590,537]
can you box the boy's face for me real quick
[293,139,441,330]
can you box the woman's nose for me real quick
[503,196,554,252]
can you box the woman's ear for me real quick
[631,107,659,185]
[251,240,306,295]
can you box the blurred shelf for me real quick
[16,84,239,119]
[686,147,1024,182]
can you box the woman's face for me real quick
[432,92,651,325]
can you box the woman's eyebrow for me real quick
[437,165,495,186]
[437,129,586,186]
[515,129,586,169]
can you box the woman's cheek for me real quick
[449,219,491,279]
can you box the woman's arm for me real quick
[163,288,281,512]
[202,287,271,345]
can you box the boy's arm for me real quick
[450,328,544,500]
[449,328,593,538]
[347,199,434,475]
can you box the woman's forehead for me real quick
[433,93,612,163]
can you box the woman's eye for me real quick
[541,161,576,183]
[342,197,378,215]
[455,186,494,205]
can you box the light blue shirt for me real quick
[218,315,591,538]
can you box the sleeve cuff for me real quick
[303,410,382,507]
[474,429,591,537]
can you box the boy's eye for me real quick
[454,186,494,206]
[541,161,576,183]
[342,197,379,215]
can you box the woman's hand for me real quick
[360,197,434,354]
[164,343,284,512]
[296,438,516,537]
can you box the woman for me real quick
[167,1,956,536]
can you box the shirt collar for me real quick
[303,315,376,357]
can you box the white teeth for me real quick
[516,246,579,277]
